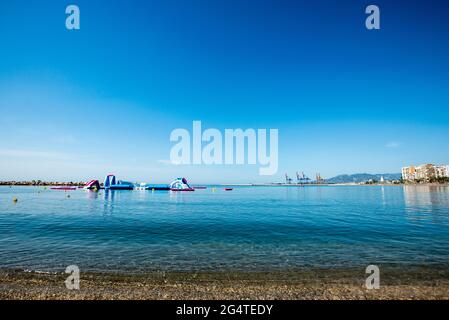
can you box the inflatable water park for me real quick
[49,175,233,192]
[169,177,195,192]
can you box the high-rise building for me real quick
[402,166,416,181]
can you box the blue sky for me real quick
[1,0,449,183]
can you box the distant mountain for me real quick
[326,173,402,184]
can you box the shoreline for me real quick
[2,266,449,300]
[1,182,449,187]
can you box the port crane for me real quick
[296,172,311,185]
[315,173,325,184]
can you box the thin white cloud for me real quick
[385,141,400,148]
[157,159,180,165]
[0,149,72,160]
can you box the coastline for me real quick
[2,267,449,300]
[2,182,449,300]
[1,182,449,187]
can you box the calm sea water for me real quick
[1,185,449,273]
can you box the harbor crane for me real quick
[315,173,325,184]
[296,172,311,185]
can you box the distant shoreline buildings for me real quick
[402,164,449,182]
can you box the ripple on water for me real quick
[0,185,449,272]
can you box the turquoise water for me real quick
[1,185,449,273]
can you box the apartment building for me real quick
[435,165,449,178]
[402,164,449,181]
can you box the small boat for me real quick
[224,188,233,191]
[50,186,77,191]
[170,188,195,192]
[193,186,207,189]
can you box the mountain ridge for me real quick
[325,173,402,184]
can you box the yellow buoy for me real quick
[12,197,18,203]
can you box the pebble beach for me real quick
[2,267,449,300]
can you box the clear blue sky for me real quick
[1,0,448,183]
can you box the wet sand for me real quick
[1,267,449,300]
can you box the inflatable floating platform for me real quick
[108,184,134,190]
[169,178,195,191]
[50,186,77,191]
[103,175,134,190]
[83,180,100,190]
[170,188,195,192]
[136,183,170,191]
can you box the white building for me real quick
[402,164,449,181]
[435,165,449,178]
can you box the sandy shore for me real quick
[1,267,449,300]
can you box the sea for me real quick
[1,185,449,273]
